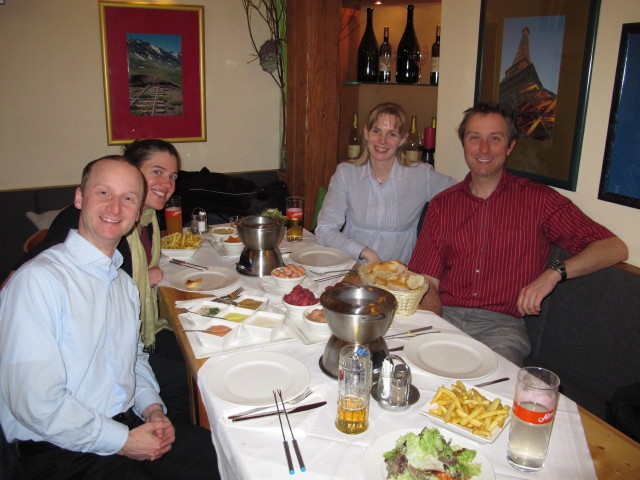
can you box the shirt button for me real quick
[481,224,486,228]
[475,269,480,273]
[479,247,483,251]
[472,292,478,296]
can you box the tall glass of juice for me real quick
[507,367,560,472]
[165,196,183,235]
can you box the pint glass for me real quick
[165,196,183,235]
[335,345,371,434]
[507,367,560,472]
[285,196,303,242]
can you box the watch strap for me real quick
[549,260,567,282]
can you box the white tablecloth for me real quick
[161,229,597,479]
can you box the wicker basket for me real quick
[357,264,429,316]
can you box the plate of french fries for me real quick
[161,232,205,258]
[419,380,512,444]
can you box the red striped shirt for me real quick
[408,172,614,317]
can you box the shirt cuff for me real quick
[93,419,129,456]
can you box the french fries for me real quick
[161,232,203,250]
[428,380,511,438]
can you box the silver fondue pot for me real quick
[319,284,397,379]
[235,215,286,277]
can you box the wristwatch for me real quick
[548,260,567,282]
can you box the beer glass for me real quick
[165,196,183,235]
[507,367,560,472]
[285,196,303,242]
[335,345,371,434]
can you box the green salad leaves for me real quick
[383,428,482,480]
[260,208,287,220]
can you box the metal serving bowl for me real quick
[236,215,285,251]
[320,284,397,344]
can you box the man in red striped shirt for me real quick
[408,102,628,365]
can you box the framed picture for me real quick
[598,23,640,210]
[475,0,600,191]
[99,1,206,145]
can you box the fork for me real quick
[213,287,244,303]
[227,387,313,419]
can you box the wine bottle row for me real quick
[357,5,439,85]
[347,112,437,166]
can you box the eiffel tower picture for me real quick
[499,27,557,141]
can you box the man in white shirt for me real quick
[0,156,218,479]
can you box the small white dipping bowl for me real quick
[243,311,285,342]
[271,266,307,292]
[303,306,330,337]
[211,226,237,243]
[220,236,245,256]
[283,298,320,321]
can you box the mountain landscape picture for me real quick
[126,33,183,116]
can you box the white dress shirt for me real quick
[0,230,163,455]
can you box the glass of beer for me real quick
[507,367,560,472]
[335,345,371,434]
[164,196,183,235]
[285,196,304,242]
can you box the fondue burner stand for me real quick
[319,336,389,379]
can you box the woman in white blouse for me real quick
[315,102,457,264]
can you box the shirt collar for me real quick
[65,230,124,274]
[461,170,513,200]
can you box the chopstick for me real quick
[386,331,440,340]
[273,390,294,475]
[384,326,433,339]
[278,389,306,472]
[170,258,209,271]
[315,273,348,283]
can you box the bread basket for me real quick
[358,262,429,316]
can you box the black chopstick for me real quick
[273,390,294,475]
[278,389,306,473]
[170,258,208,271]
[384,326,433,339]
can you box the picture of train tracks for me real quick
[130,81,183,116]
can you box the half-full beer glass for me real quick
[335,345,371,434]
[286,196,303,242]
[507,367,560,472]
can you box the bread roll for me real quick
[406,274,425,290]
[186,277,203,289]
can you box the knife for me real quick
[231,401,327,422]
[474,377,510,388]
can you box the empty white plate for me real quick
[404,332,498,380]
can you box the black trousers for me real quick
[18,413,220,480]
[148,330,191,424]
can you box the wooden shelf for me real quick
[344,81,438,86]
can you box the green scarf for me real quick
[127,208,170,349]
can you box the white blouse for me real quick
[315,160,457,263]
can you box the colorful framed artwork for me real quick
[599,22,640,210]
[99,1,206,145]
[475,0,600,191]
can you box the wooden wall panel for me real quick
[285,0,342,228]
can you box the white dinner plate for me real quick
[404,332,498,380]
[261,275,318,296]
[362,428,495,480]
[290,246,352,271]
[170,267,240,293]
[204,351,310,406]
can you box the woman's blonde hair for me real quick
[349,102,417,167]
